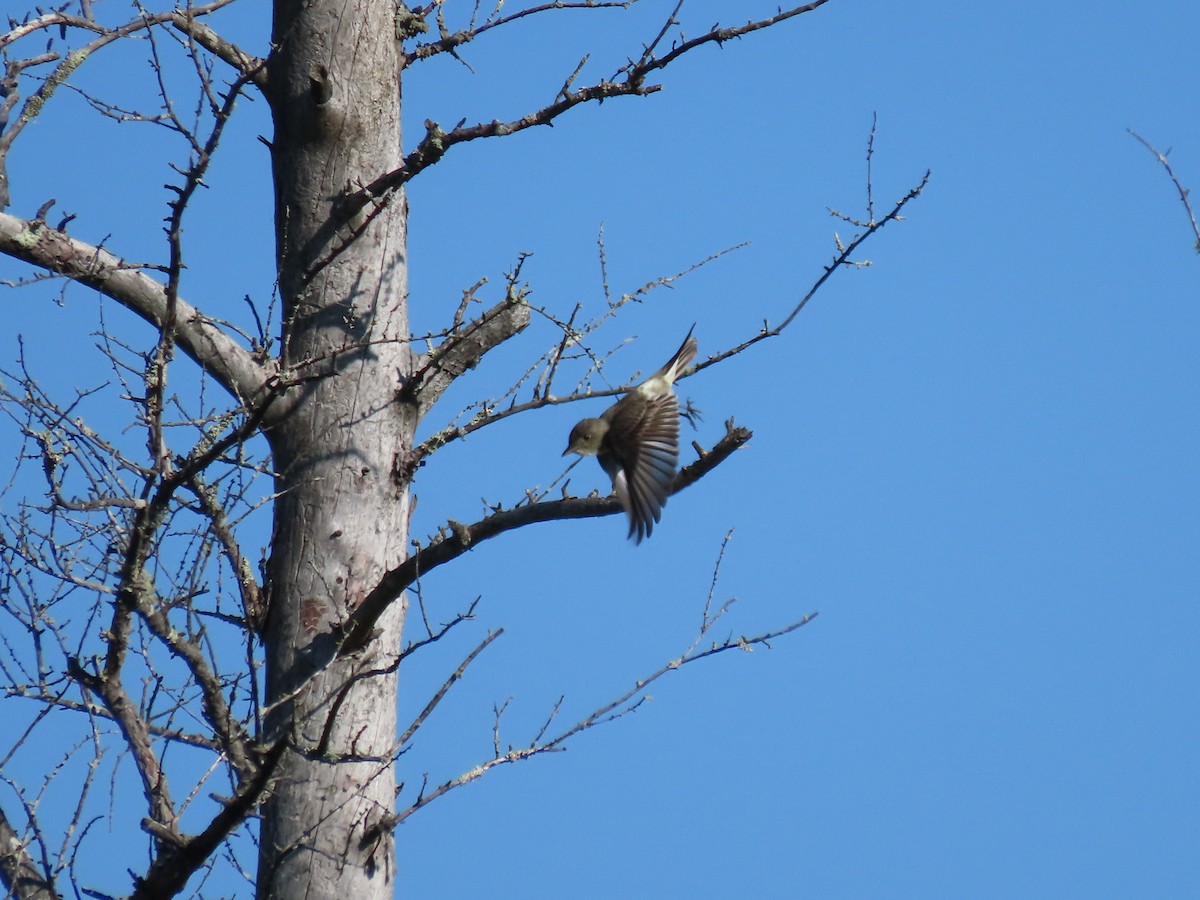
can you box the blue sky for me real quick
[2,0,1198,897]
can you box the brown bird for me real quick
[563,328,698,542]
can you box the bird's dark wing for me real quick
[600,392,680,542]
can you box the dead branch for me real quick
[406,243,745,468]
[398,630,503,748]
[342,421,751,654]
[66,654,180,846]
[0,212,270,405]
[402,157,924,471]
[0,803,56,900]
[127,736,286,900]
[1129,129,1200,254]
[0,1,241,210]
[399,597,481,664]
[405,288,533,420]
[171,11,268,91]
[389,550,819,825]
[404,1,635,64]
[694,167,932,374]
[353,3,831,204]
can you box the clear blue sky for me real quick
[3,1,1198,897]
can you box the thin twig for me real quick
[1129,129,1200,253]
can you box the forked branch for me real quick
[0,213,270,404]
[354,2,832,205]
[0,803,56,900]
[171,11,268,91]
[389,536,818,826]
[695,167,932,375]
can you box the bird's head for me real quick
[563,417,607,457]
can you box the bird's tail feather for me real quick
[656,325,698,385]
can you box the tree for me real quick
[0,2,923,897]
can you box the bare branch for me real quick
[184,474,266,633]
[538,611,820,753]
[0,13,104,54]
[0,212,271,405]
[66,654,180,845]
[0,1,239,53]
[398,597,481,664]
[694,168,932,375]
[398,630,503,748]
[120,577,254,781]
[354,3,831,204]
[341,421,752,654]
[127,737,287,900]
[408,243,745,467]
[405,1,635,64]
[0,1,242,208]
[0,802,56,900]
[404,288,532,420]
[171,12,268,91]
[1129,129,1200,254]
[391,564,819,826]
[0,692,219,753]
[633,2,830,78]
[404,134,918,477]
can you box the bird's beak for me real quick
[562,445,574,457]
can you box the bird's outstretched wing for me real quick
[601,392,681,542]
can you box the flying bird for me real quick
[562,328,698,543]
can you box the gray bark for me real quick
[257,2,412,896]
[0,809,59,900]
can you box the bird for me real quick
[562,327,698,543]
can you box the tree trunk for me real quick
[258,2,411,896]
